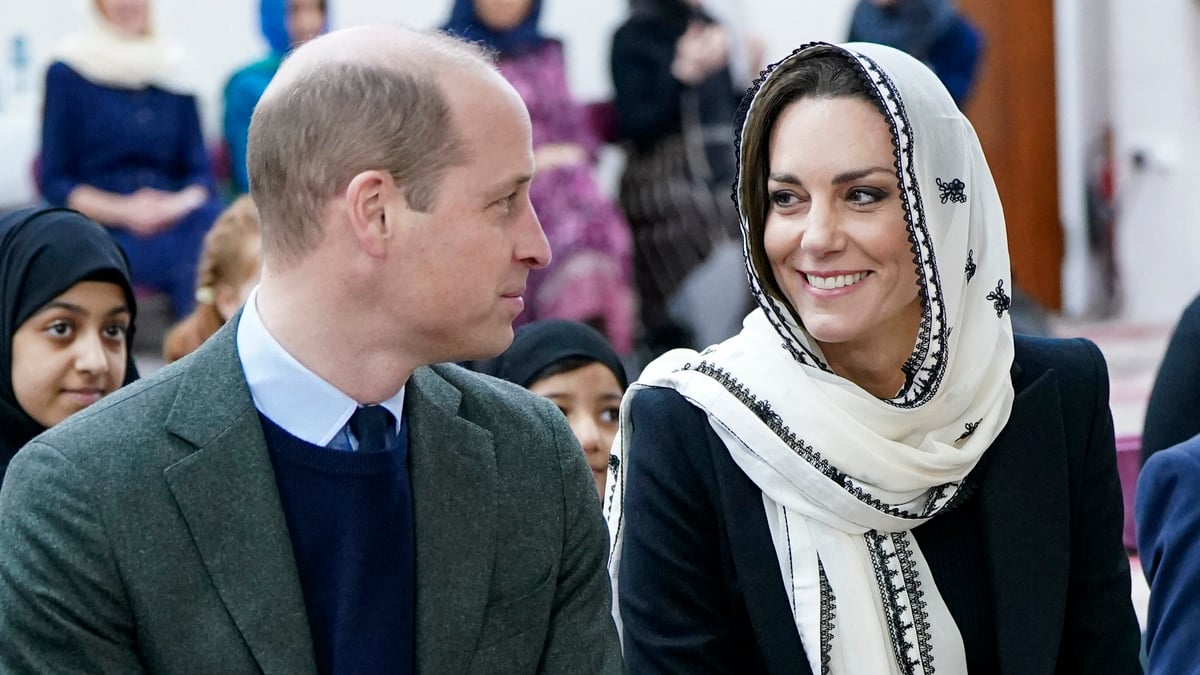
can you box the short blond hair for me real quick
[246,27,494,262]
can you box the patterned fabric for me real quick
[497,41,636,354]
[607,42,1016,675]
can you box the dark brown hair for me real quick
[738,47,884,303]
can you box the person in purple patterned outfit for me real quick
[444,0,636,355]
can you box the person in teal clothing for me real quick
[223,0,326,194]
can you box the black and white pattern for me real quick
[965,250,976,283]
[986,280,1011,317]
[936,178,967,204]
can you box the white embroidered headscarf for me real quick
[606,42,1016,675]
[53,0,187,92]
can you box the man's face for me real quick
[384,72,551,364]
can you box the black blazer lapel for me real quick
[161,321,317,675]
[407,367,498,673]
[716,435,814,675]
[977,366,1070,675]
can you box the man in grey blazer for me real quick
[0,25,622,674]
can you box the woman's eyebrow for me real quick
[831,166,893,185]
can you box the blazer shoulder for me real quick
[1013,334,1107,393]
[1143,434,1200,483]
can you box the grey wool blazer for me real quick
[0,318,623,674]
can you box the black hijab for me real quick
[481,319,628,391]
[1,207,139,468]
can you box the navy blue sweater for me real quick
[263,414,414,675]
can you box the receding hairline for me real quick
[260,25,497,109]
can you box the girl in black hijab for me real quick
[1,207,138,479]
[482,319,628,496]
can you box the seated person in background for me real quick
[163,196,262,363]
[1,207,138,483]
[40,0,224,319]
[610,0,752,356]
[1137,430,1200,674]
[443,0,636,355]
[847,0,983,107]
[1141,293,1200,466]
[224,0,327,195]
[479,319,629,496]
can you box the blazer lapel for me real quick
[977,366,1070,675]
[407,367,498,674]
[161,321,317,675]
[717,441,814,675]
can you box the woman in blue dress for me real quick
[39,0,223,318]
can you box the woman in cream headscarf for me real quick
[39,0,223,320]
[606,42,1141,674]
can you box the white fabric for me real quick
[52,6,188,92]
[606,42,1015,675]
[237,287,404,448]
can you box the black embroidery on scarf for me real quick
[965,250,977,283]
[955,419,983,444]
[866,532,936,675]
[692,360,946,520]
[855,52,950,409]
[986,280,1012,317]
[936,178,967,204]
[819,560,836,675]
[608,454,620,471]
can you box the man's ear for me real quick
[344,170,402,258]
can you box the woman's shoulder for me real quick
[1012,333,1106,391]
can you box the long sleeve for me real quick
[1137,440,1200,675]
[535,402,624,674]
[177,94,216,194]
[618,387,745,673]
[223,70,262,194]
[1057,338,1143,674]
[927,15,983,107]
[0,441,144,673]
[1142,294,1200,465]
[39,62,82,205]
[610,23,684,147]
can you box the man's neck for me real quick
[255,281,417,405]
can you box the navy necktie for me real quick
[348,405,396,453]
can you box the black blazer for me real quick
[1142,293,1200,465]
[617,335,1142,674]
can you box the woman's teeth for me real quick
[805,271,868,290]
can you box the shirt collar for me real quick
[236,287,405,446]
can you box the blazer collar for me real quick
[975,363,1070,675]
[406,365,499,673]
[161,318,318,675]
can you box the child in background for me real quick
[162,196,261,362]
[479,319,628,497]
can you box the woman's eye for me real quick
[769,190,803,209]
[600,407,620,424]
[103,324,129,341]
[46,320,73,338]
[847,187,886,206]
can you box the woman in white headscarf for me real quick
[605,42,1141,674]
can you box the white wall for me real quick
[1108,0,1200,322]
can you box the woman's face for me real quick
[96,0,150,36]
[10,281,130,428]
[762,96,921,369]
[529,362,623,496]
[286,0,326,46]
[472,0,534,32]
